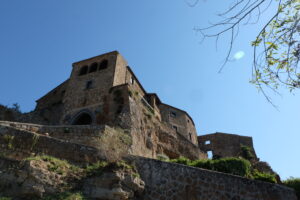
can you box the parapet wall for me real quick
[132,157,297,200]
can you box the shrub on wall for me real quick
[169,157,281,184]
[283,177,300,199]
[251,169,277,183]
[240,145,254,160]
[170,157,251,177]
[190,157,251,177]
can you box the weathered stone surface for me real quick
[0,158,77,198]
[83,170,144,200]
[131,157,297,200]
[0,157,144,200]
[198,132,257,159]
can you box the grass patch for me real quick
[25,155,80,175]
[85,161,108,176]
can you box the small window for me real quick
[172,125,177,131]
[89,63,98,73]
[189,133,192,140]
[170,111,177,118]
[130,77,135,84]
[85,80,93,89]
[79,66,88,76]
[53,90,57,95]
[205,140,211,145]
[187,119,190,123]
[99,59,108,70]
[61,90,66,96]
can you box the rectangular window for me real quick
[85,80,93,89]
[130,77,135,84]
[205,140,211,145]
[172,125,178,131]
[170,111,176,118]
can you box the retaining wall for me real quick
[132,157,297,200]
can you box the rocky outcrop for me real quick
[0,157,144,200]
[83,169,144,199]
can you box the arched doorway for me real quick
[72,112,93,125]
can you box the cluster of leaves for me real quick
[169,157,277,183]
[251,0,300,97]
[283,177,300,199]
[196,0,300,105]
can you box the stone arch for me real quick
[71,110,95,125]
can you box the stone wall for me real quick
[198,132,257,159]
[131,157,297,200]
[0,125,105,163]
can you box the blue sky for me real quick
[0,1,298,179]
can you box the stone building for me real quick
[35,51,198,145]
[0,51,258,160]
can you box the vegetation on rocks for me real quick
[169,157,277,183]
[0,154,142,200]
[25,155,81,176]
[283,177,300,199]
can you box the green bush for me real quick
[283,177,300,199]
[240,145,254,160]
[190,157,251,177]
[170,157,251,177]
[170,157,191,165]
[252,170,277,183]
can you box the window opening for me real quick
[130,77,135,84]
[99,59,108,70]
[89,63,98,73]
[207,151,213,159]
[85,80,93,89]
[205,140,211,145]
[170,111,177,118]
[79,66,88,76]
[172,125,178,131]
